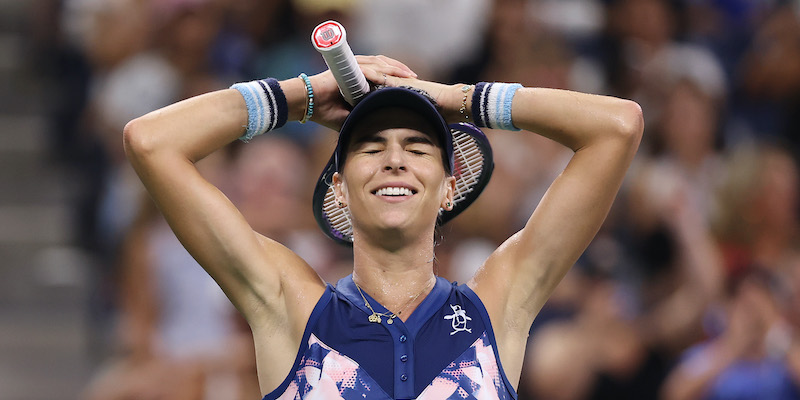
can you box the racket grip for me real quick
[312,20,370,106]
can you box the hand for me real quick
[306,55,418,131]
[383,76,467,123]
[721,281,774,358]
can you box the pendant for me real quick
[368,314,381,323]
[387,318,393,324]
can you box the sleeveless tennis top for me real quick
[262,275,518,400]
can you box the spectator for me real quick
[712,144,800,279]
[522,168,724,399]
[661,270,800,400]
[83,152,259,400]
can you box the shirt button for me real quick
[399,335,407,343]
[400,354,408,362]
[400,374,408,382]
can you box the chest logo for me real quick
[444,304,472,335]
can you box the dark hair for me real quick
[374,85,440,108]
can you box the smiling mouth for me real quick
[372,187,417,196]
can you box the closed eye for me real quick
[405,135,436,156]
[357,143,384,154]
[406,143,435,155]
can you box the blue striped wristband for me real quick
[230,78,288,142]
[471,82,523,131]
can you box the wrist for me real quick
[456,84,473,123]
[280,77,307,122]
[439,83,470,123]
[229,78,288,141]
[472,82,523,130]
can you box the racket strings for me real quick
[451,131,485,205]
[323,190,352,239]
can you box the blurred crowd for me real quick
[26,0,800,398]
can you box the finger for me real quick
[381,64,417,80]
[360,66,388,86]
[363,65,416,85]
[362,69,415,90]
[356,55,417,78]
[355,55,384,68]
[375,55,417,77]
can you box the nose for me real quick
[383,144,406,172]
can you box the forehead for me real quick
[347,107,441,148]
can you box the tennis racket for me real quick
[312,20,369,106]
[311,22,495,246]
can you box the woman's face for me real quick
[333,108,455,241]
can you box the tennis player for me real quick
[123,55,643,399]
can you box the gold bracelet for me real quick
[459,84,472,121]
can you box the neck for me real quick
[351,231,437,317]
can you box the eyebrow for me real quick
[353,133,435,147]
[406,135,435,145]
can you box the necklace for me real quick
[354,278,434,324]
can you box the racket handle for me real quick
[311,20,370,106]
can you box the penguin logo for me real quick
[444,304,472,335]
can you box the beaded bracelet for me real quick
[230,78,288,142]
[471,82,523,131]
[298,73,314,123]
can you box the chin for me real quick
[376,215,414,232]
[367,213,428,237]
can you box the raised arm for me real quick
[475,87,642,379]
[123,79,312,323]
[472,87,643,318]
[123,56,416,323]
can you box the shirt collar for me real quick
[336,274,451,335]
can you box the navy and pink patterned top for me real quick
[262,275,518,400]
